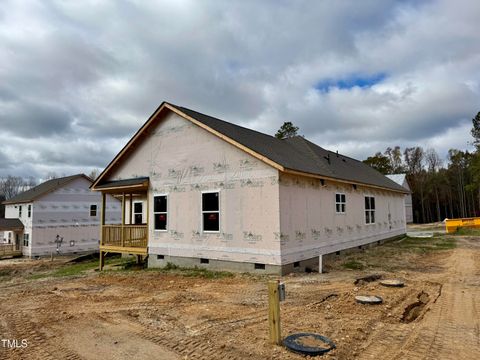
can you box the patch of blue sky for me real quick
[315,73,387,92]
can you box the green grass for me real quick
[0,269,11,277]
[385,235,456,252]
[26,256,130,281]
[455,227,480,236]
[329,234,457,273]
[148,262,234,279]
[342,260,365,270]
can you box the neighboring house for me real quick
[91,102,408,274]
[386,174,413,223]
[2,174,121,258]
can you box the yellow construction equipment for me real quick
[445,217,480,233]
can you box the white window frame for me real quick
[201,190,220,233]
[335,193,346,214]
[153,194,168,232]
[365,195,376,225]
[89,204,97,217]
[23,233,29,247]
[27,204,32,218]
[133,201,144,225]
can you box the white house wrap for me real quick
[92,102,408,274]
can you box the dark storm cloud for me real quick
[0,101,72,138]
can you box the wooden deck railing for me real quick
[0,244,21,257]
[101,225,148,248]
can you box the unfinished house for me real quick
[91,102,408,274]
[2,174,121,258]
[387,174,413,223]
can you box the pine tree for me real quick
[275,122,299,139]
[471,112,480,149]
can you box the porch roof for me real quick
[0,218,24,231]
[93,177,149,192]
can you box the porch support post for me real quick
[129,193,133,225]
[101,192,106,225]
[99,251,105,271]
[99,192,106,271]
[146,188,149,245]
[318,254,323,274]
[121,192,125,247]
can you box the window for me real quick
[254,263,265,270]
[23,233,29,247]
[90,204,97,217]
[335,193,346,213]
[157,255,164,260]
[19,206,22,217]
[28,205,31,218]
[202,192,219,232]
[134,202,143,224]
[365,196,375,224]
[153,195,167,231]
[200,258,209,264]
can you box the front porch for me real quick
[0,218,24,259]
[0,244,22,259]
[95,177,150,270]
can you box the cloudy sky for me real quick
[1,0,479,179]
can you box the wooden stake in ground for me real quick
[268,280,282,345]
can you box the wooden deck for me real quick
[100,225,148,255]
[0,244,22,259]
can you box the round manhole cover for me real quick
[380,279,404,287]
[355,295,383,304]
[283,333,336,356]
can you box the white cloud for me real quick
[0,0,479,178]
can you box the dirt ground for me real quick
[0,232,478,360]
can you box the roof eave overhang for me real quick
[282,168,410,194]
[0,226,24,231]
[2,200,32,205]
[91,181,149,193]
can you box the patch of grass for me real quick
[455,227,480,236]
[26,256,130,281]
[180,266,234,279]
[386,235,456,252]
[147,262,234,279]
[51,259,99,277]
[163,262,179,270]
[342,260,365,270]
[0,269,11,277]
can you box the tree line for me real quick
[363,112,480,223]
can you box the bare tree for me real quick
[45,172,58,180]
[385,146,404,173]
[404,147,426,222]
[425,148,442,222]
[88,168,100,181]
[0,176,26,200]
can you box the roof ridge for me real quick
[3,174,89,204]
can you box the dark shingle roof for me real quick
[3,174,91,205]
[95,177,149,190]
[170,104,406,193]
[0,218,24,231]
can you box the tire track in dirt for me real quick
[360,238,480,360]
[2,310,84,360]
[117,311,257,360]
